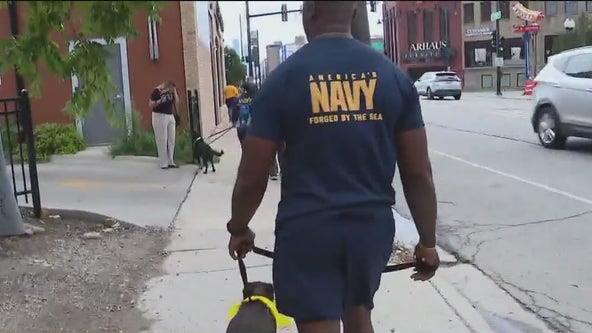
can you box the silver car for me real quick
[531,46,592,149]
[414,71,463,100]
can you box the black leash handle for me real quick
[238,257,249,287]
[252,246,417,273]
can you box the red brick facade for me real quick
[383,1,464,82]
[0,3,187,130]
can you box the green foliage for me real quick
[1,122,85,163]
[110,110,195,164]
[34,123,85,161]
[554,13,592,54]
[0,1,162,123]
[224,46,246,86]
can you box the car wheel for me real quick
[536,107,567,149]
[426,87,434,100]
[454,94,461,100]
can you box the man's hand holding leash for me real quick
[227,221,255,260]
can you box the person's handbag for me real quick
[172,102,181,127]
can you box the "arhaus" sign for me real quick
[409,41,448,52]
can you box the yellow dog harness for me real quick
[227,295,292,328]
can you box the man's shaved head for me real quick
[302,1,357,41]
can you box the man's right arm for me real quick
[394,80,437,248]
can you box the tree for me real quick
[554,13,592,54]
[224,46,246,87]
[0,1,160,236]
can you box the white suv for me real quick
[414,71,462,100]
[531,46,592,149]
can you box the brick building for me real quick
[0,1,225,146]
[383,1,464,82]
[462,1,592,91]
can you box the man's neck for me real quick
[314,32,352,40]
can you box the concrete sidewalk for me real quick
[138,128,549,332]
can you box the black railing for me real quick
[0,90,41,218]
[186,89,202,161]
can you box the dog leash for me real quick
[207,126,233,145]
[252,246,455,272]
[237,257,249,287]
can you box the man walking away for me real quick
[226,2,440,333]
[235,81,256,145]
[224,83,239,125]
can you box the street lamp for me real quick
[564,18,575,33]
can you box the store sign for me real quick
[465,27,492,37]
[409,41,448,52]
[403,41,450,62]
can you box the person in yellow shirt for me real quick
[224,84,240,125]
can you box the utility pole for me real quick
[495,0,502,96]
[239,14,244,60]
[245,1,253,78]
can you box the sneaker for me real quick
[168,164,179,168]
[270,175,278,180]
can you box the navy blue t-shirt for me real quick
[248,37,424,223]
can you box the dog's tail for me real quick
[215,149,224,156]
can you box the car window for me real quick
[435,72,460,81]
[563,54,592,79]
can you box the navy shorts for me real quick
[272,206,395,322]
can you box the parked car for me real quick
[531,46,592,149]
[414,71,462,100]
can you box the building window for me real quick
[407,11,417,47]
[439,8,450,42]
[481,74,494,89]
[465,40,493,68]
[587,1,592,11]
[545,2,558,16]
[565,1,579,16]
[517,73,527,87]
[424,11,434,42]
[463,3,474,24]
[480,1,492,22]
[544,35,558,62]
[499,37,525,60]
[500,1,510,19]
[502,73,511,87]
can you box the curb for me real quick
[392,207,497,333]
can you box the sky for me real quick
[219,1,385,60]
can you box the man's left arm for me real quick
[228,80,282,233]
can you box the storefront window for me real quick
[465,40,492,68]
[500,37,525,61]
[544,35,557,63]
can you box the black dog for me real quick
[226,281,277,333]
[193,137,224,173]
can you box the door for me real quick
[559,53,592,126]
[80,43,126,146]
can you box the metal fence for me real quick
[186,89,202,161]
[0,90,41,218]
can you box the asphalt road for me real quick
[395,92,592,333]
